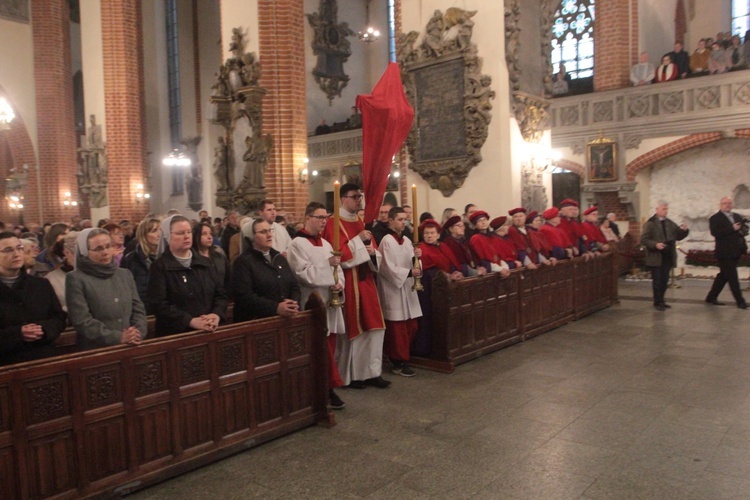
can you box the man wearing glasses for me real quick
[257,199,292,256]
[323,184,391,389]
[0,232,66,365]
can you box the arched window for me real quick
[732,1,750,38]
[551,0,595,79]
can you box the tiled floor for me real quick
[131,278,750,499]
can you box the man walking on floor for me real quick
[705,197,748,309]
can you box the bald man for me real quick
[705,197,748,309]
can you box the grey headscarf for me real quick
[75,228,117,278]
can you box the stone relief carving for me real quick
[624,134,644,150]
[180,136,203,213]
[513,92,550,143]
[593,101,614,123]
[306,0,355,104]
[696,87,720,109]
[660,92,685,114]
[540,0,557,96]
[504,0,521,92]
[521,161,549,213]
[0,0,29,22]
[210,27,270,213]
[398,8,495,196]
[77,114,108,208]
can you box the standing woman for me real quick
[149,215,228,336]
[66,228,147,350]
[121,217,161,314]
[192,221,230,292]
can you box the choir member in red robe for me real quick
[322,183,390,389]
[582,206,610,253]
[440,216,487,277]
[468,211,511,275]
[539,207,573,260]
[526,211,557,265]
[490,217,524,269]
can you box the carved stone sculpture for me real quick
[180,136,203,212]
[307,0,355,104]
[77,114,109,208]
[209,28,272,212]
[513,92,551,144]
[398,8,494,196]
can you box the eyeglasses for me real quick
[0,245,24,255]
[309,215,329,220]
[343,194,363,200]
[171,230,191,237]
[89,243,113,253]
[254,229,274,235]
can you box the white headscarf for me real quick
[75,228,96,263]
[156,214,180,258]
[239,218,256,254]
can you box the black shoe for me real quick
[347,380,366,389]
[739,303,749,310]
[399,363,416,377]
[705,298,726,305]
[329,390,345,410]
[364,376,391,388]
[662,303,672,309]
[654,304,666,311]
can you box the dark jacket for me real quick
[148,250,228,337]
[231,247,300,323]
[220,224,239,256]
[121,244,155,314]
[641,214,689,267]
[710,211,748,260]
[0,272,67,366]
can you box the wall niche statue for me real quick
[180,136,203,212]
[307,0,355,104]
[398,8,495,196]
[209,27,270,214]
[77,114,108,208]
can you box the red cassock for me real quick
[441,236,478,269]
[322,216,385,340]
[470,233,517,266]
[527,227,552,257]
[539,223,571,249]
[419,242,460,273]
[583,221,607,245]
[508,226,537,262]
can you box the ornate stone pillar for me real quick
[31,0,79,223]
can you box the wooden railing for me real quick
[413,253,617,373]
[0,296,329,499]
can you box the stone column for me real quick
[101,0,149,222]
[31,0,79,223]
[593,0,638,91]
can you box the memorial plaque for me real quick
[413,58,466,162]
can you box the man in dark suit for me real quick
[706,197,748,309]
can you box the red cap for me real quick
[490,216,508,230]
[559,198,579,208]
[543,207,560,219]
[583,206,598,216]
[526,211,539,223]
[469,210,489,225]
[508,207,527,216]
[443,215,462,231]
[419,219,442,232]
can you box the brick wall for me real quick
[101,0,149,223]
[594,191,629,222]
[625,132,723,181]
[31,0,79,224]
[593,0,638,91]
[258,0,308,220]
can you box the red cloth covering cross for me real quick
[356,63,415,224]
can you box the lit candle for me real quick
[411,184,418,244]
[333,181,340,249]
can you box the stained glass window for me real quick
[551,0,595,80]
[732,0,750,39]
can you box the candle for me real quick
[333,181,340,249]
[411,184,418,244]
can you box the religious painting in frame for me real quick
[587,137,618,182]
[342,162,362,187]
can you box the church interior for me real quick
[1,0,750,497]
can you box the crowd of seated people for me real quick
[630,32,750,87]
[0,194,622,408]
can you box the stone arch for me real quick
[555,158,585,177]
[625,132,722,181]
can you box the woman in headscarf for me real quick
[44,231,78,311]
[192,221,230,292]
[121,217,161,314]
[65,228,147,350]
[148,215,228,337]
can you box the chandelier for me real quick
[0,97,15,130]
[162,149,192,167]
[358,0,380,44]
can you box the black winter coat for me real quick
[710,211,749,260]
[121,244,155,314]
[0,272,67,366]
[148,250,228,337]
[231,247,300,323]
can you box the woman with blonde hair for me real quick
[121,217,161,314]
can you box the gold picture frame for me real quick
[587,137,618,182]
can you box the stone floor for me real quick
[131,278,750,499]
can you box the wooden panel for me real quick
[179,346,209,386]
[134,355,169,398]
[0,446,17,500]
[180,393,213,450]
[287,365,313,415]
[254,374,282,424]
[254,333,280,367]
[83,416,128,482]
[26,431,78,498]
[0,385,9,432]
[218,339,246,376]
[23,375,70,425]
[135,404,173,465]
[219,383,249,436]
[82,363,122,410]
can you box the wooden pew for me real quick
[412,253,618,373]
[0,296,329,498]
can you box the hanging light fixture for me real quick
[0,97,15,131]
[358,0,381,44]
[162,149,192,168]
